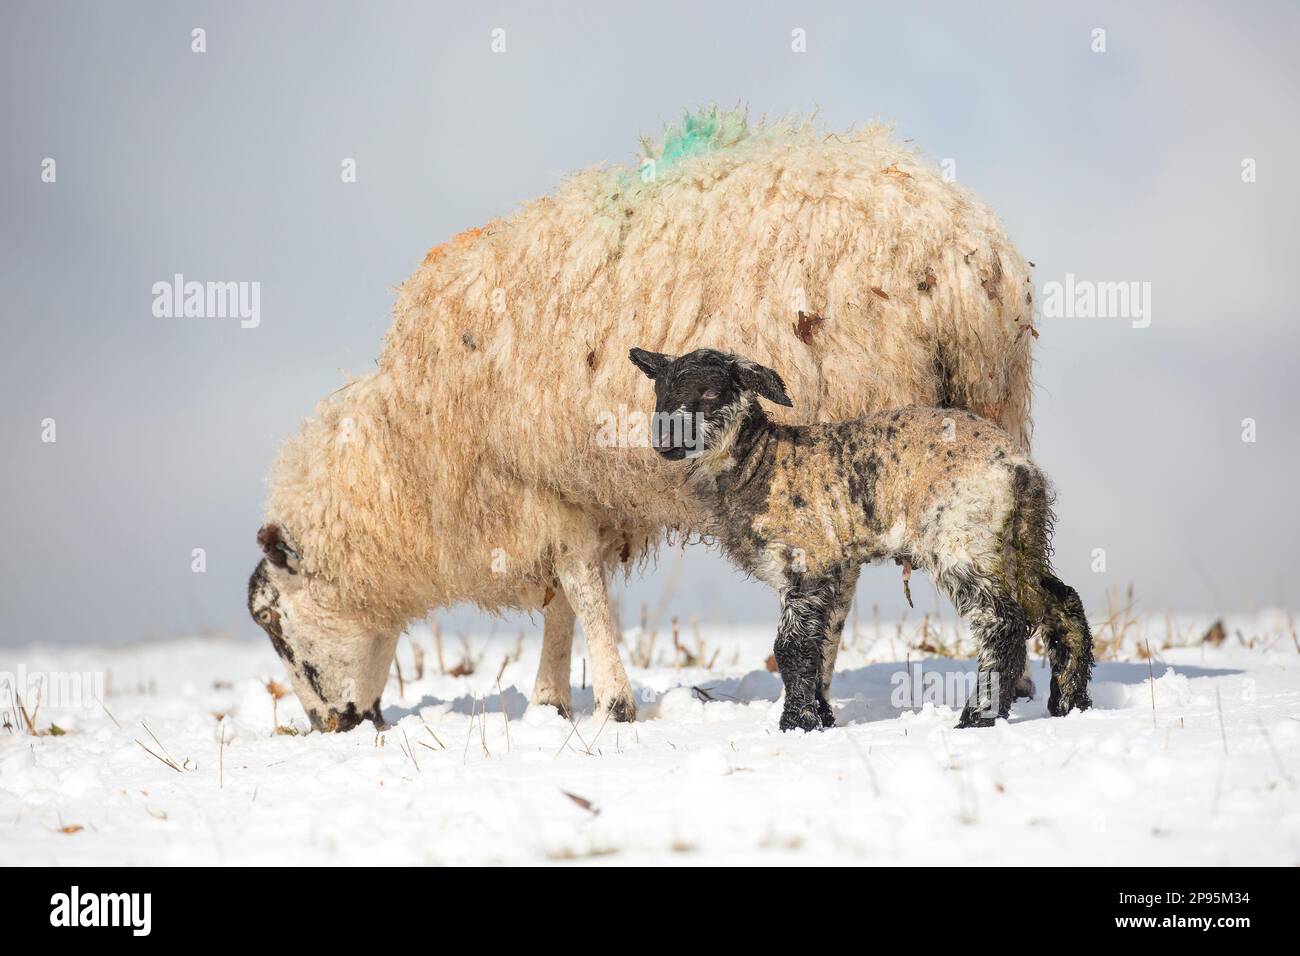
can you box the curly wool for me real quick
[265,107,1036,633]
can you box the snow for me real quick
[2,611,1298,865]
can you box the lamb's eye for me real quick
[701,388,719,401]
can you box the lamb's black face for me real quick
[629,347,792,459]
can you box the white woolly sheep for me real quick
[248,107,1038,732]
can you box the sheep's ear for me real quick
[257,523,301,574]
[629,347,672,380]
[735,359,794,407]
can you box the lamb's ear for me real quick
[734,359,794,407]
[629,347,673,380]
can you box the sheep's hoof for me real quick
[530,697,572,717]
[596,688,637,723]
[530,687,573,721]
[780,705,822,733]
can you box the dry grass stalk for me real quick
[554,709,595,760]
[411,637,425,681]
[399,728,420,772]
[135,720,188,772]
[1256,718,1293,788]
[420,716,446,751]
[1215,686,1228,755]
[463,696,477,765]
[96,695,121,729]
[672,617,699,669]
[1093,584,1138,660]
[1201,619,1226,647]
[1145,638,1157,729]
[14,687,40,735]
[561,790,600,815]
[10,685,67,737]
[265,679,293,734]
[630,621,658,668]
[495,657,512,753]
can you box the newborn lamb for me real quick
[629,347,1094,731]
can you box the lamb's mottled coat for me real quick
[696,406,1033,589]
[629,347,1093,733]
[257,108,1037,728]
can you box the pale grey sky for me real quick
[1,0,1296,647]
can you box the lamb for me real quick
[628,346,1094,731]
[247,106,1040,732]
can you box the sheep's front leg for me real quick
[530,588,575,719]
[556,553,637,721]
[775,578,836,732]
[816,562,860,727]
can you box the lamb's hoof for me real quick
[956,706,997,729]
[1048,691,1091,717]
[595,688,637,723]
[817,697,836,728]
[1013,673,1037,701]
[780,705,823,733]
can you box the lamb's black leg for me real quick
[775,577,836,732]
[815,562,860,727]
[957,591,1029,728]
[1040,575,1094,716]
[1012,667,1037,702]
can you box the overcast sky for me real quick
[2,0,1296,648]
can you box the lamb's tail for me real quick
[1004,462,1055,618]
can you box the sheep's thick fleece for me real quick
[255,108,1038,728]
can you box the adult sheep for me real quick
[247,107,1037,732]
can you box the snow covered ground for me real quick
[3,609,1298,865]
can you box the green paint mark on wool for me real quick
[641,106,749,176]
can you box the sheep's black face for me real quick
[629,347,792,459]
[247,523,391,733]
[248,524,300,660]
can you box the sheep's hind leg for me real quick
[775,577,836,733]
[556,554,637,722]
[1040,575,1095,716]
[956,590,1029,728]
[816,562,860,728]
[530,588,575,719]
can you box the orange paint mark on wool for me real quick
[422,226,486,265]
